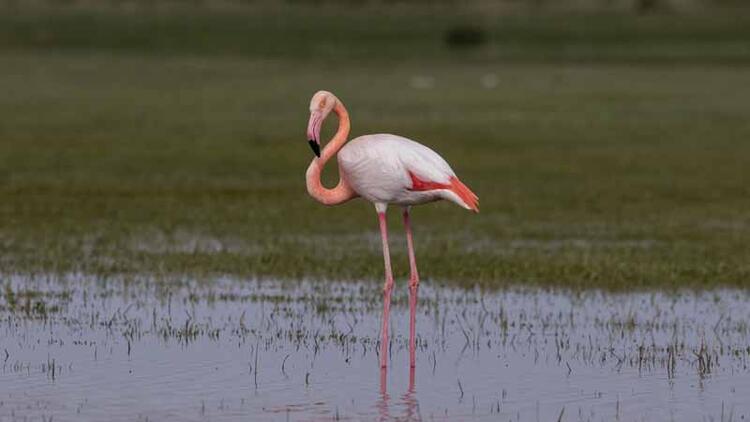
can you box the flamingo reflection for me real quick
[376,366,421,421]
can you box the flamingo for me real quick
[305,90,478,369]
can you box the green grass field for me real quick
[1,6,749,290]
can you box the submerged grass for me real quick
[3,275,750,381]
[1,5,750,290]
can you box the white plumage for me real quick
[338,133,471,210]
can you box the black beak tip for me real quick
[308,140,321,158]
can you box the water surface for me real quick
[1,275,749,421]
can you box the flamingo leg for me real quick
[403,207,420,368]
[377,209,394,369]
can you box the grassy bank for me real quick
[0,7,749,290]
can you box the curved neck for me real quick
[306,101,357,205]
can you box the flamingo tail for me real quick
[449,177,479,213]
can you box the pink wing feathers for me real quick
[407,171,479,212]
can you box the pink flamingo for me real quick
[305,91,478,369]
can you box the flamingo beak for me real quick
[307,112,322,158]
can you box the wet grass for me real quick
[3,275,750,379]
[1,5,750,289]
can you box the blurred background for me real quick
[1,0,749,289]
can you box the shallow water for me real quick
[1,275,749,421]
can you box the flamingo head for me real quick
[307,90,337,158]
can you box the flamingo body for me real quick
[339,134,478,211]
